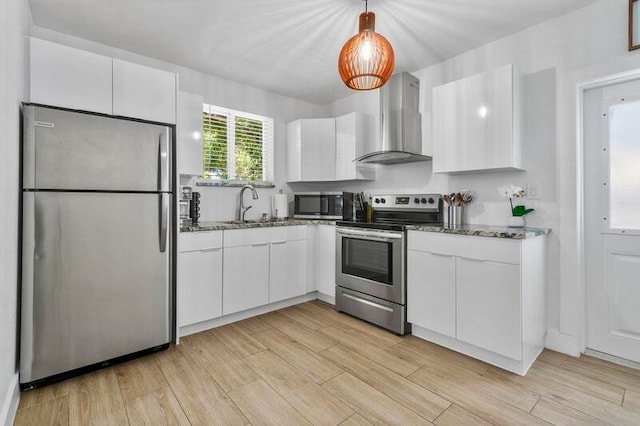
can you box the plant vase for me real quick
[508,215,525,228]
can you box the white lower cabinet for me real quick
[178,225,319,335]
[270,239,307,303]
[178,231,223,327]
[407,250,455,338]
[456,257,521,360]
[223,226,308,316]
[315,224,336,299]
[407,231,546,375]
[223,243,270,315]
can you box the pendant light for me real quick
[338,0,395,90]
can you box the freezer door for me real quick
[23,104,172,191]
[20,192,171,383]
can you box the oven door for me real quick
[336,227,405,304]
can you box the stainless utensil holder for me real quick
[446,206,463,228]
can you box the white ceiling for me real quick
[28,0,600,105]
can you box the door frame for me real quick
[576,67,640,355]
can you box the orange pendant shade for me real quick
[338,11,395,90]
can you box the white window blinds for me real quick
[202,104,274,183]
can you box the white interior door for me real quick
[584,80,640,363]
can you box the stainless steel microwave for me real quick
[294,192,353,220]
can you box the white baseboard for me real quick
[1,373,19,426]
[178,293,317,338]
[316,292,335,305]
[544,328,581,357]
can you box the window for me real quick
[607,100,640,231]
[202,104,274,183]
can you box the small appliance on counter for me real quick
[179,185,192,225]
[179,185,200,225]
[294,192,353,220]
[190,191,201,224]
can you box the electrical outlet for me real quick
[527,183,540,199]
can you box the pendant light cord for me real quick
[365,0,368,14]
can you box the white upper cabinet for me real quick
[335,112,375,181]
[432,64,523,173]
[177,91,204,176]
[113,59,177,124]
[286,118,336,182]
[30,38,113,115]
[29,38,177,124]
[286,113,375,183]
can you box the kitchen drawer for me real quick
[179,231,223,252]
[224,227,275,248]
[407,231,521,265]
[269,225,307,243]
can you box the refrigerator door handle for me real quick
[159,129,170,192]
[159,193,169,253]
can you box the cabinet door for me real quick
[270,240,307,303]
[316,225,336,297]
[433,64,520,173]
[223,244,270,315]
[336,113,374,181]
[30,38,112,114]
[286,120,302,182]
[407,250,456,338]
[178,249,222,327]
[113,59,177,124]
[456,257,522,360]
[177,91,204,176]
[301,118,336,181]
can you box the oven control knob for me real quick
[374,198,380,204]
[428,197,435,204]
[380,198,386,204]
[414,198,420,204]
[421,198,428,204]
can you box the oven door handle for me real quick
[336,228,403,241]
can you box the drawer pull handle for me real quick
[271,241,287,245]
[252,242,269,247]
[200,248,221,253]
[429,252,453,258]
[459,256,486,263]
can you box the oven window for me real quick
[342,237,393,284]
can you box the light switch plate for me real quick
[527,183,540,199]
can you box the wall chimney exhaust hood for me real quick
[355,72,431,165]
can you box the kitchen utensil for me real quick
[443,194,452,206]
[454,193,463,206]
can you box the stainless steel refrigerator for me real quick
[20,104,173,389]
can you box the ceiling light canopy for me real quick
[338,0,395,91]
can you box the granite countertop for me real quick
[181,219,336,232]
[405,224,551,239]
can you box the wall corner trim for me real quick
[545,328,582,357]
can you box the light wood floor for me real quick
[15,300,640,425]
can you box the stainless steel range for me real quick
[335,194,443,335]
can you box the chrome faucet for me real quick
[238,184,259,221]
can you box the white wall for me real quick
[0,0,31,423]
[31,27,326,223]
[294,0,640,355]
